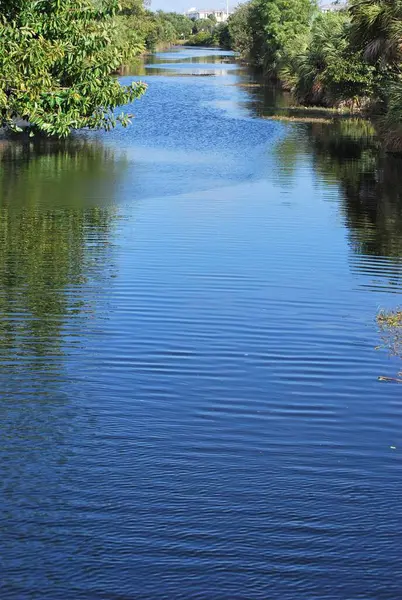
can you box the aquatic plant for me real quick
[377,308,402,382]
[377,308,402,330]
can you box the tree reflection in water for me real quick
[0,139,125,390]
[273,118,402,262]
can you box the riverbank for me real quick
[234,73,402,153]
[226,0,402,154]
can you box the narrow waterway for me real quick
[2,47,402,599]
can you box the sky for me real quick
[150,0,333,15]
[150,0,235,12]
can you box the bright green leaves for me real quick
[0,0,147,137]
[349,0,402,67]
[290,11,376,106]
[229,0,317,76]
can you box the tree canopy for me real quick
[228,0,402,151]
[229,0,317,75]
[349,0,402,67]
[0,0,146,137]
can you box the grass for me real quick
[236,82,265,88]
[264,115,334,124]
[285,105,356,115]
[259,105,359,124]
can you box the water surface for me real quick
[1,47,402,599]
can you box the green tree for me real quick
[216,23,232,48]
[349,0,402,67]
[192,17,216,34]
[229,0,316,76]
[157,12,194,39]
[118,7,193,50]
[349,0,402,152]
[0,0,146,137]
[287,11,376,107]
[228,3,255,58]
[187,31,214,45]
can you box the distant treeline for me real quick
[0,0,199,137]
[225,0,401,153]
[121,7,231,50]
[117,1,196,51]
[184,15,232,48]
[1,0,399,145]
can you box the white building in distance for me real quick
[185,8,229,22]
[320,1,345,11]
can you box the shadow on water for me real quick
[265,113,402,279]
[241,78,402,291]
[0,139,125,391]
[238,79,297,116]
[306,122,402,260]
[0,139,132,600]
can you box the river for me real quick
[1,47,402,599]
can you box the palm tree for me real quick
[349,0,402,68]
[383,79,402,151]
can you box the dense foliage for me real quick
[116,2,194,51]
[349,0,402,68]
[282,11,376,107]
[0,0,196,137]
[228,0,402,151]
[184,14,232,48]
[349,0,402,151]
[187,22,232,48]
[229,0,316,76]
[0,0,147,137]
[141,11,194,49]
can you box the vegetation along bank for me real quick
[0,0,195,137]
[226,0,402,153]
[0,0,400,151]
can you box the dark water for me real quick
[2,47,402,599]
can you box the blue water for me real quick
[1,47,402,599]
